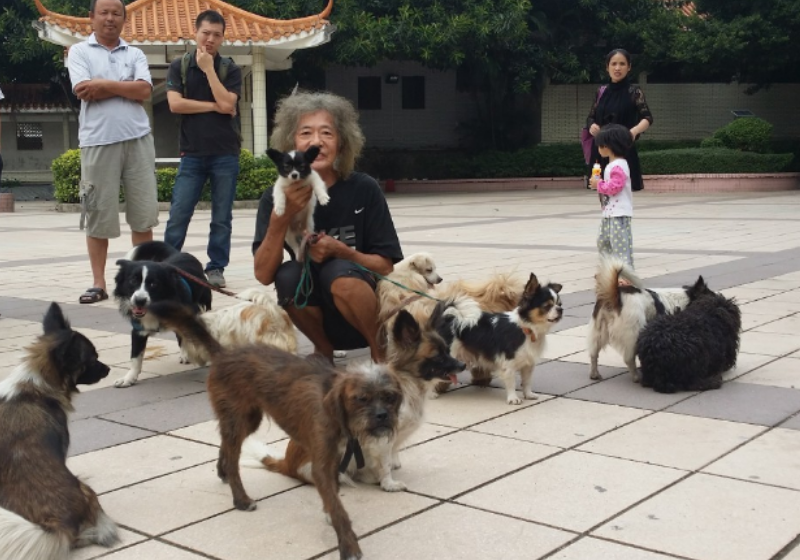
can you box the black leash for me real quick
[339,437,365,473]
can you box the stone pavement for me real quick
[1,189,800,560]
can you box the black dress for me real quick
[586,77,653,191]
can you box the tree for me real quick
[673,0,800,88]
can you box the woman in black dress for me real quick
[586,49,653,191]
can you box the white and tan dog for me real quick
[180,287,297,366]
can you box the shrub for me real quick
[52,149,277,203]
[641,148,793,175]
[700,137,726,149]
[709,117,774,153]
[52,149,82,203]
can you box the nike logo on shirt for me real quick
[354,207,365,214]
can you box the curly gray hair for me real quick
[269,91,365,179]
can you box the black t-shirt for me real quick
[252,172,404,263]
[166,53,242,156]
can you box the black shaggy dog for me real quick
[113,241,212,388]
[637,278,741,394]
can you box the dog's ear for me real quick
[393,310,422,350]
[43,302,70,335]
[115,259,130,267]
[687,275,710,298]
[303,145,321,163]
[549,283,563,294]
[323,373,351,437]
[523,273,540,296]
[266,148,284,166]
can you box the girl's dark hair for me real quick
[595,124,633,157]
[605,48,632,66]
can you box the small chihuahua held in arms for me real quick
[266,146,330,261]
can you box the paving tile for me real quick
[569,373,694,410]
[68,417,157,456]
[469,398,648,448]
[101,461,301,535]
[69,528,148,560]
[163,484,437,560]
[99,392,215,432]
[751,314,800,335]
[72,370,207,420]
[549,537,678,560]
[457,450,685,532]
[67,436,219,494]
[393,430,557,499]
[702,428,800,490]
[739,331,800,357]
[168,418,288,447]
[592,474,800,560]
[425,385,553,428]
[534,360,623,396]
[785,546,800,560]
[97,540,208,559]
[540,333,587,360]
[320,503,574,560]
[578,412,765,470]
[723,353,779,381]
[666,382,800,427]
[735,358,800,389]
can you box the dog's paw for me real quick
[381,478,407,492]
[506,395,523,405]
[114,377,137,388]
[589,371,603,380]
[317,192,331,205]
[524,391,538,400]
[233,498,257,511]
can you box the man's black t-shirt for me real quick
[166,53,242,156]
[253,172,404,263]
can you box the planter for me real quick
[0,192,15,213]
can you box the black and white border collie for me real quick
[113,241,212,388]
[266,146,330,261]
[437,273,563,404]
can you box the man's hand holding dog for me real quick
[282,183,313,215]
[307,232,345,263]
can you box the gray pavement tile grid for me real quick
[1,191,800,560]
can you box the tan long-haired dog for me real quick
[377,252,443,317]
[0,303,118,560]
[147,301,396,560]
[247,303,465,492]
[180,287,297,365]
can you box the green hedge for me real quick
[52,149,277,203]
[709,117,773,153]
[640,148,793,175]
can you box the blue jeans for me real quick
[164,154,239,272]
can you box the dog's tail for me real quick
[433,271,526,313]
[146,301,222,358]
[124,240,179,262]
[441,295,483,332]
[0,506,71,560]
[236,287,277,307]
[595,256,644,311]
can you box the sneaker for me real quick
[206,269,226,288]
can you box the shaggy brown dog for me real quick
[251,303,464,492]
[0,303,117,560]
[148,301,399,560]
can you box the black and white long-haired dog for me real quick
[637,281,741,393]
[266,146,330,261]
[587,256,707,382]
[437,273,563,404]
[113,241,212,388]
[0,303,118,559]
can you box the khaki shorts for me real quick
[80,134,159,239]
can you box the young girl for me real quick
[589,124,635,267]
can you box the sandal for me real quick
[79,287,109,304]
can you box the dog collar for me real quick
[339,437,365,473]
[522,327,537,342]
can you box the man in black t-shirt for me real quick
[163,10,241,288]
[253,93,403,363]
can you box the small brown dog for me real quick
[250,303,465,492]
[148,301,398,560]
[0,303,118,559]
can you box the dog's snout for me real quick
[132,296,148,307]
[375,409,389,422]
[289,171,300,180]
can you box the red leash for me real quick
[168,265,240,299]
